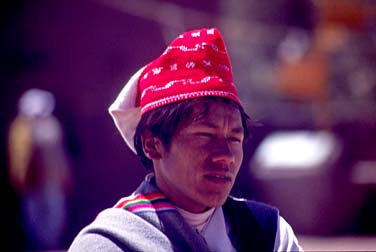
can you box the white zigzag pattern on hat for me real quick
[162,42,227,55]
[141,90,238,114]
[140,76,234,99]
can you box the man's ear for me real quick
[141,131,163,160]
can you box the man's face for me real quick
[154,100,244,213]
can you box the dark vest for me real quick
[223,197,279,252]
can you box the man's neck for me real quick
[176,206,216,233]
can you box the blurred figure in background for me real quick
[8,88,73,251]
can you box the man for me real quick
[68,27,303,252]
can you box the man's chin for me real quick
[205,195,229,208]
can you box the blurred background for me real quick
[1,0,376,251]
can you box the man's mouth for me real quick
[204,173,232,184]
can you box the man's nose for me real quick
[211,139,235,165]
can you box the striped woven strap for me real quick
[114,192,176,213]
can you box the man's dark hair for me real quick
[134,97,252,170]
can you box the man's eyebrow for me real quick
[231,127,245,134]
[193,121,244,133]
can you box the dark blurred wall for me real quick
[1,1,29,250]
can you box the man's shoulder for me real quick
[69,207,173,252]
[86,208,139,231]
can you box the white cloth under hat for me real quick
[108,67,144,153]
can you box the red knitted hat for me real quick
[109,27,242,152]
[139,27,240,114]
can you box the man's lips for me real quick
[203,173,233,184]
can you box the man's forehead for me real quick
[188,100,242,124]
